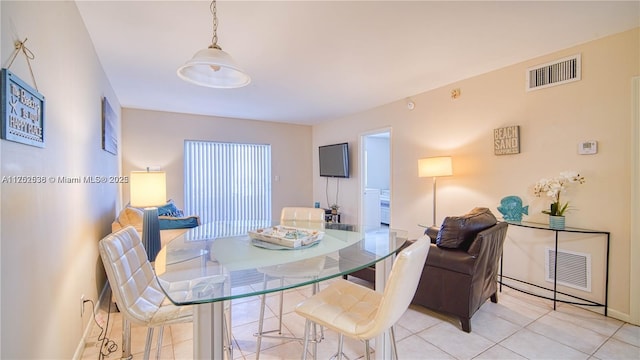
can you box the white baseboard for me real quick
[607,307,635,325]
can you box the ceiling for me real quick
[75,1,639,125]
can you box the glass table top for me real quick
[154,221,407,306]
[505,220,610,234]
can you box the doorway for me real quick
[631,76,639,325]
[360,129,391,229]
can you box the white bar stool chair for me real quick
[99,226,228,359]
[254,207,326,359]
[294,236,430,360]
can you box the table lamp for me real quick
[418,156,453,226]
[130,170,166,261]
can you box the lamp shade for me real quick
[418,156,453,178]
[130,171,167,208]
[177,47,251,89]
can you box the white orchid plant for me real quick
[533,171,585,216]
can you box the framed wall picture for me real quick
[102,97,117,155]
[494,125,520,155]
[1,68,46,148]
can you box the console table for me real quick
[500,221,610,315]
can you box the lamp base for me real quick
[142,207,161,261]
[432,177,438,226]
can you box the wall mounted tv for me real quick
[319,142,349,178]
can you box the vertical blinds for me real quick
[184,140,272,227]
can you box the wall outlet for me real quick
[80,294,85,317]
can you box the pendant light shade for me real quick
[177,0,250,89]
[177,46,250,88]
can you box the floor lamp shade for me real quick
[418,156,453,178]
[130,171,166,261]
[418,156,453,226]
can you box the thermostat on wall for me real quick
[578,140,598,155]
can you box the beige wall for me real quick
[312,28,639,321]
[1,1,120,358]
[121,109,314,219]
[0,3,636,358]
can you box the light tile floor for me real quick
[81,277,640,360]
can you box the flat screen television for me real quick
[319,142,349,178]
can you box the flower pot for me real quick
[549,215,565,230]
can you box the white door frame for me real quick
[360,127,393,360]
[630,76,639,325]
[359,128,392,228]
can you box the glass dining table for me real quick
[154,221,407,359]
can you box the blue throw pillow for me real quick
[157,200,184,217]
[159,216,199,230]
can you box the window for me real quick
[184,141,271,230]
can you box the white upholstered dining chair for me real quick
[254,207,326,359]
[294,235,430,360]
[98,226,194,360]
[279,206,326,229]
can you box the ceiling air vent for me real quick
[527,54,581,91]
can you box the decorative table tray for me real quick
[248,226,324,249]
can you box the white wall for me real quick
[1,1,120,358]
[121,109,314,219]
[365,136,390,190]
[312,29,639,321]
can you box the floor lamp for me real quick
[418,156,453,226]
[130,170,167,262]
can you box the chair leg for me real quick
[224,307,233,359]
[491,292,498,303]
[143,327,154,360]
[311,317,318,360]
[155,326,164,360]
[278,278,285,333]
[328,333,352,360]
[461,317,472,333]
[364,339,371,360]
[390,326,399,360]
[257,277,320,360]
[337,334,344,360]
[255,274,270,360]
[312,282,324,343]
[121,317,132,360]
[301,320,311,360]
[256,291,267,359]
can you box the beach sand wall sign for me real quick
[494,125,520,155]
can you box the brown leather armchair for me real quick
[412,208,508,332]
[343,207,508,333]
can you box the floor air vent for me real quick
[527,54,581,91]
[545,247,591,292]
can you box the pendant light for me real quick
[177,0,250,88]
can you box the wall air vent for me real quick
[545,247,591,292]
[527,54,581,91]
